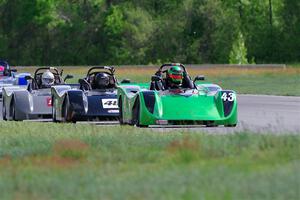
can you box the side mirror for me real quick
[121,79,131,84]
[194,75,205,82]
[79,78,89,84]
[25,75,33,80]
[64,74,74,82]
[78,78,91,91]
[151,75,162,82]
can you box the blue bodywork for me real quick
[0,60,30,98]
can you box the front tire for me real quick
[10,99,17,121]
[62,97,71,123]
[132,99,140,126]
[225,124,237,127]
[132,98,147,128]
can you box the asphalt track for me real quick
[186,94,300,134]
[1,95,299,133]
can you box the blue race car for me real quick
[0,60,30,98]
[51,66,121,122]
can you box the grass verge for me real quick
[0,122,299,200]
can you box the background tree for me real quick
[229,32,249,64]
[280,0,300,61]
[0,0,298,65]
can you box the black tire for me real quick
[131,98,147,128]
[62,97,71,123]
[225,124,237,127]
[204,121,217,127]
[10,99,16,121]
[118,97,124,125]
[131,98,139,126]
[206,124,218,127]
[2,98,7,121]
[62,96,76,123]
[52,96,58,122]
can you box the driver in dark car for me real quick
[92,73,112,89]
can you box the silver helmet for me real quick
[42,70,55,87]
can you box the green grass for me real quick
[288,63,300,68]
[0,122,299,200]
[207,74,300,96]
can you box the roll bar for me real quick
[34,67,60,79]
[157,63,187,74]
[86,66,115,77]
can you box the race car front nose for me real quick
[219,91,236,117]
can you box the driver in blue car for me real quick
[92,73,111,89]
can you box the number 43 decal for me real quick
[221,92,235,102]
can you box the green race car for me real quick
[117,63,237,127]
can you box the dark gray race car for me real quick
[2,67,73,120]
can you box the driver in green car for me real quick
[165,66,184,89]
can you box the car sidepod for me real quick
[2,87,53,120]
[64,90,119,121]
[14,90,53,120]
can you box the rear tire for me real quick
[52,96,58,122]
[204,121,217,127]
[206,124,217,127]
[118,97,124,125]
[2,98,7,121]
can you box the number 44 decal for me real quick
[221,92,235,102]
[104,100,117,106]
[102,99,118,109]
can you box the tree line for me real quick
[0,0,299,65]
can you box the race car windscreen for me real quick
[197,85,221,93]
[207,86,221,92]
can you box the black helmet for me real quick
[94,73,110,89]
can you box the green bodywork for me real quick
[117,82,237,126]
